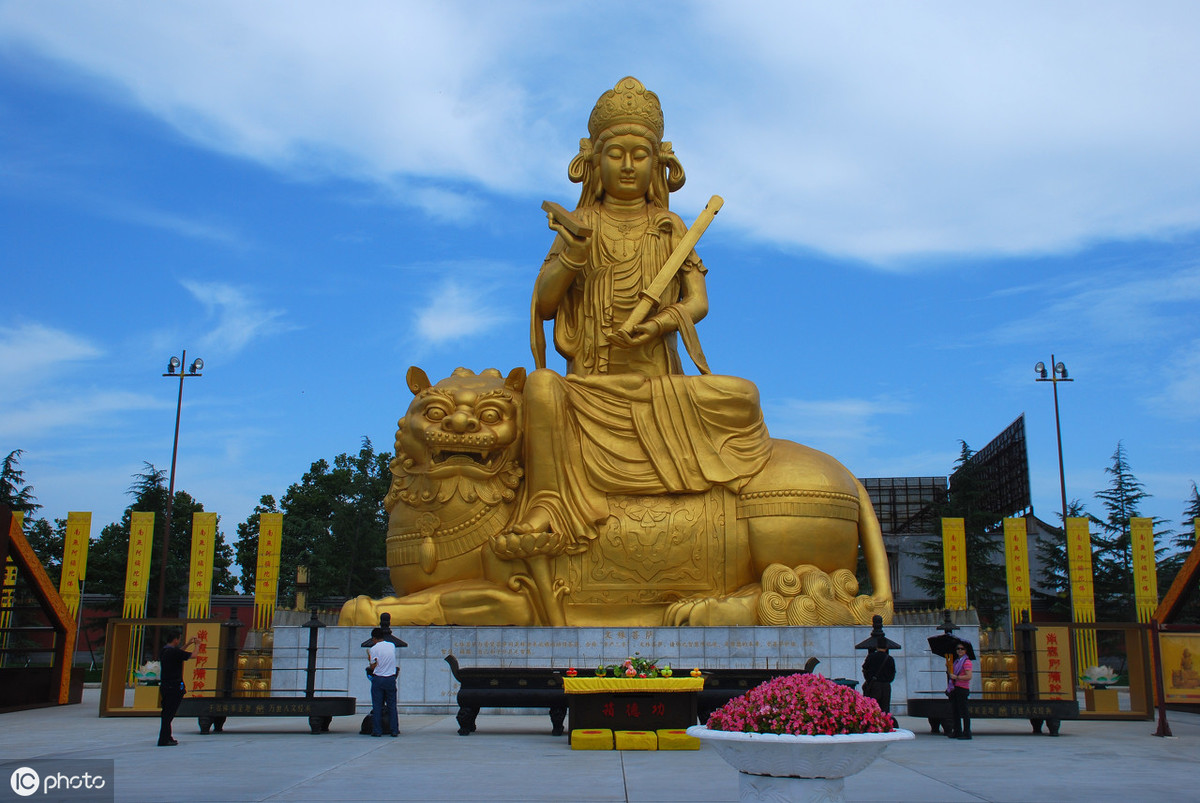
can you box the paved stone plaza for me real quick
[0,688,1196,802]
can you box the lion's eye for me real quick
[479,408,501,425]
[424,407,447,421]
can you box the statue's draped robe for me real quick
[526,205,772,546]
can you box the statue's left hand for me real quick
[608,318,662,348]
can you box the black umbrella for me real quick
[927,633,960,658]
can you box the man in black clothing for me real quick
[861,646,897,715]
[158,629,198,746]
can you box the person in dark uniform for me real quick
[158,629,198,746]
[861,646,897,715]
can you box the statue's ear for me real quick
[406,366,431,395]
[505,366,527,393]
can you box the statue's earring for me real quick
[568,139,593,184]
[662,146,685,193]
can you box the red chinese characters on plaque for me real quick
[1035,627,1072,700]
[185,626,219,697]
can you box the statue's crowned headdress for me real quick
[570,76,682,206]
[588,76,664,141]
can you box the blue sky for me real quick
[2,2,1198,555]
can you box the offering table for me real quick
[563,676,704,738]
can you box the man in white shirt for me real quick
[367,627,399,737]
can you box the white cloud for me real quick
[110,202,246,247]
[181,280,290,355]
[689,2,1200,263]
[413,279,511,346]
[2,2,1199,263]
[764,396,911,456]
[0,390,161,439]
[0,2,557,188]
[1149,338,1200,421]
[0,323,101,386]
[988,264,1200,347]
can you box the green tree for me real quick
[1,449,40,513]
[1032,499,1097,621]
[236,438,390,605]
[233,495,281,597]
[1,449,61,579]
[85,465,236,615]
[1091,443,1167,621]
[910,441,1008,623]
[1157,482,1200,623]
[1167,482,1200,561]
[23,518,65,586]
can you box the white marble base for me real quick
[740,773,844,803]
[269,624,977,715]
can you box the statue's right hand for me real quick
[548,214,589,263]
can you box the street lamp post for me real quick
[1034,355,1072,532]
[155,350,204,619]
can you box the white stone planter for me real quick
[687,725,914,803]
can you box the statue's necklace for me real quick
[601,209,647,260]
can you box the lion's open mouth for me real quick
[432,448,499,468]
[423,429,510,471]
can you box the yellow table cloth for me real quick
[563,677,704,694]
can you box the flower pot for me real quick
[687,725,914,803]
[132,684,160,710]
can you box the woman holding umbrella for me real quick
[947,639,974,739]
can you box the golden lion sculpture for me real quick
[338,366,893,627]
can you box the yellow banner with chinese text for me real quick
[1003,517,1031,632]
[941,518,968,609]
[123,512,154,617]
[1131,517,1158,623]
[59,512,92,617]
[186,512,218,619]
[1065,518,1095,615]
[1065,517,1098,672]
[254,513,283,629]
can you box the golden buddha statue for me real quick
[340,78,893,628]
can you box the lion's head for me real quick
[385,366,526,511]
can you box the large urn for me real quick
[687,725,914,803]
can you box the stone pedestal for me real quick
[1084,686,1120,712]
[269,624,976,715]
[132,684,159,710]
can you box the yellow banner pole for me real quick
[186,512,218,619]
[1131,517,1159,624]
[253,513,284,630]
[1066,517,1098,673]
[123,511,155,685]
[1003,517,1032,634]
[58,512,92,619]
[941,518,968,609]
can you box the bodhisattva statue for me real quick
[340,77,893,628]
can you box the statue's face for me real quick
[598,132,655,201]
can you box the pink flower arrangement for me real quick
[596,653,670,678]
[705,673,893,736]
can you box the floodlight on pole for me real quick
[1034,355,1072,533]
[155,350,204,619]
